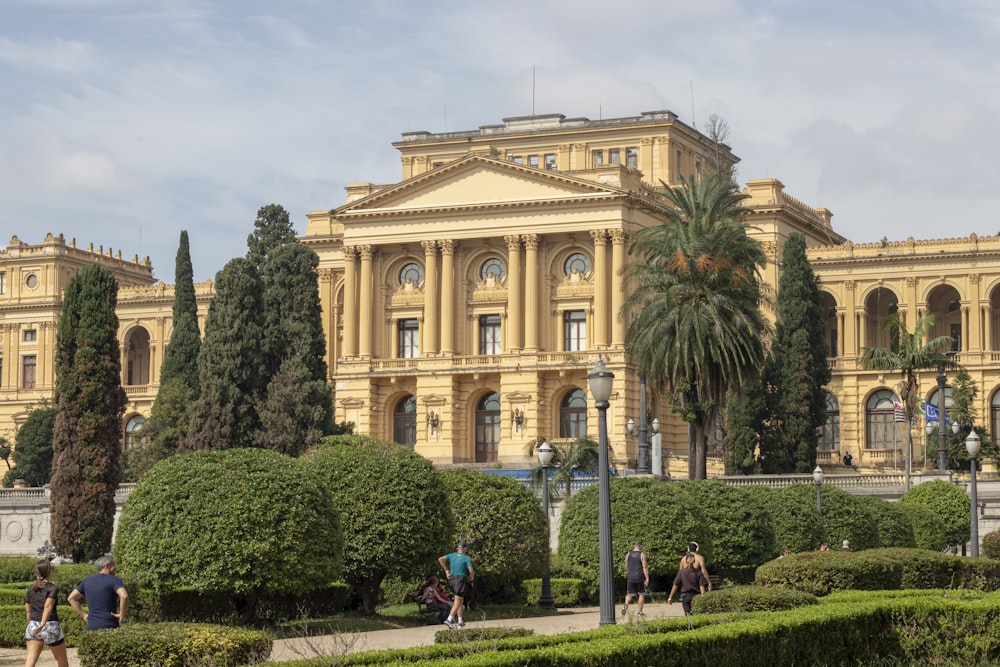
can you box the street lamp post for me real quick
[588,359,616,626]
[966,430,981,557]
[636,373,650,474]
[536,440,555,609]
[813,465,824,515]
[937,360,948,471]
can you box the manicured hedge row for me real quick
[0,604,86,647]
[521,578,589,608]
[76,622,272,667]
[0,557,38,584]
[434,627,534,644]
[692,585,818,614]
[755,549,1000,596]
[129,583,351,624]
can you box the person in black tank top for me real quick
[621,539,650,618]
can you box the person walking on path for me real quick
[621,539,650,618]
[438,541,474,629]
[668,553,707,628]
[680,542,712,590]
[68,554,128,631]
[23,559,69,667]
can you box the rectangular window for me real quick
[23,330,37,343]
[951,323,962,352]
[398,319,419,358]
[626,147,638,169]
[528,155,539,168]
[0,272,5,294]
[22,355,36,390]
[608,148,621,164]
[563,310,587,352]
[591,150,603,166]
[544,153,556,170]
[512,155,524,165]
[479,315,501,355]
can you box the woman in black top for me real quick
[24,559,68,667]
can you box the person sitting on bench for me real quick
[412,576,451,623]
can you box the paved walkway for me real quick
[0,602,687,665]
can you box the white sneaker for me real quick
[443,618,453,628]
[457,621,465,629]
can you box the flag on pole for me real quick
[924,402,940,422]
[893,400,906,423]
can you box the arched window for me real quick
[393,396,417,448]
[480,257,506,281]
[817,393,840,451]
[560,389,588,439]
[866,389,898,450]
[400,263,423,286]
[475,393,501,462]
[125,415,146,450]
[564,253,591,277]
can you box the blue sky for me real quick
[3,0,999,282]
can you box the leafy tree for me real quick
[114,448,342,623]
[752,233,831,473]
[525,437,598,502]
[256,242,332,453]
[0,437,10,470]
[4,406,58,488]
[624,175,769,478]
[246,203,296,273]
[855,495,916,548]
[741,485,824,556]
[724,387,764,475]
[780,484,880,551]
[302,436,453,614]
[558,478,709,585]
[930,369,998,472]
[440,469,548,603]
[899,479,970,547]
[897,502,947,551]
[860,312,954,489]
[184,258,264,451]
[122,380,195,481]
[50,263,127,562]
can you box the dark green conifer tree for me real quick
[755,233,831,473]
[50,264,127,562]
[183,257,264,451]
[247,203,296,273]
[2,405,58,488]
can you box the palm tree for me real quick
[624,175,769,479]
[525,437,599,503]
[860,312,955,489]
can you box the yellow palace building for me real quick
[1,110,997,472]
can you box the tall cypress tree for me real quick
[50,263,127,562]
[247,203,296,273]
[756,233,831,473]
[256,242,333,454]
[183,257,264,451]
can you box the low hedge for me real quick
[691,585,818,614]
[0,557,38,584]
[521,578,589,608]
[0,604,86,647]
[76,622,272,667]
[434,627,534,644]
[130,583,351,624]
[755,548,1000,596]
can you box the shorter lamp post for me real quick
[966,430,981,557]
[937,359,949,471]
[537,440,555,608]
[813,465,824,515]
[588,359,616,626]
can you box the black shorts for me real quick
[626,580,646,596]
[448,575,469,598]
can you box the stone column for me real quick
[969,274,982,352]
[422,240,439,355]
[843,281,856,357]
[440,240,455,355]
[610,229,626,348]
[591,229,609,349]
[318,269,336,369]
[342,246,358,358]
[985,306,994,352]
[523,234,539,352]
[0,325,11,387]
[506,235,523,352]
[359,245,374,358]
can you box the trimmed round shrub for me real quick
[856,496,916,548]
[742,486,825,556]
[755,551,902,595]
[982,528,1000,560]
[900,479,971,547]
[691,585,818,614]
[303,435,453,614]
[897,502,947,551]
[114,448,342,623]
[673,481,776,571]
[781,483,879,551]
[558,478,708,589]
[76,622,271,667]
[440,469,548,604]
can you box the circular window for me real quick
[399,263,423,286]
[564,253,591,277]
[480,257,506,281]
[24,274,38,289]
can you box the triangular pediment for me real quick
[337,155,624,215]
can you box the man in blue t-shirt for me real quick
[68,554,129,630]
[438,541,475,629]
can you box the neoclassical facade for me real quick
[2,110,997,472]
